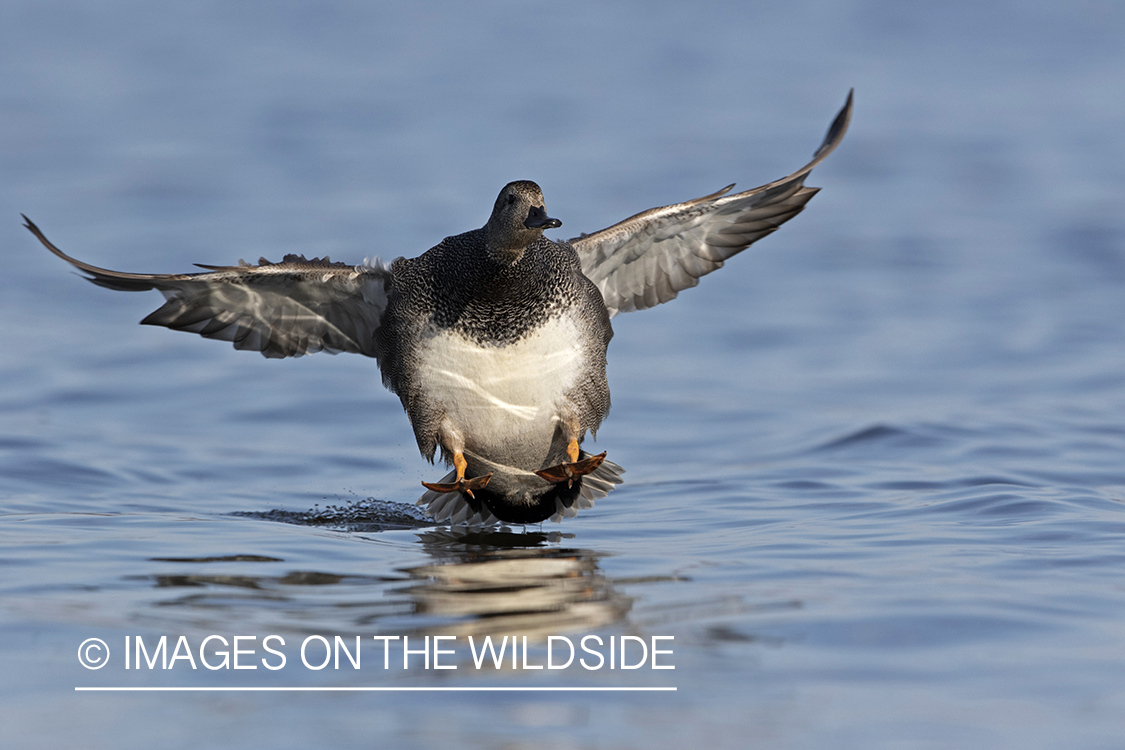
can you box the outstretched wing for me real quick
[571,90,853,317]
[24,216,392,359]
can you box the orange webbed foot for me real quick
[421,472,493,500]
[535,452,607,488]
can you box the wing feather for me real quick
[571,90,852,317]
[23,216,392,359]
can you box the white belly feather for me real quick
[414,315,584,460]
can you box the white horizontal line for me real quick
[76,686,676,692]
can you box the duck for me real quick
[24,91,852,525]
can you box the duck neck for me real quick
[484,223,538,266]
[485,242,524,266]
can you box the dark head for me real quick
[483,180,561,264]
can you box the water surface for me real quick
[3,2,1125,748]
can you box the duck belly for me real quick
[414,316,585,469]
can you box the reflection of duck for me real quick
[26,93,851,525]
[400,529,631,640]
[141,528,631,639]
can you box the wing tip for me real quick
[813,89,854,162]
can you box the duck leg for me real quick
[421,451,493,499]
[535,438,606,488]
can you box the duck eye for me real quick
[506,194,517,205]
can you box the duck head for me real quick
[484,180,561,264]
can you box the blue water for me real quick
[4,1,1125,748]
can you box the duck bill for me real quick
[524,206,562,229]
